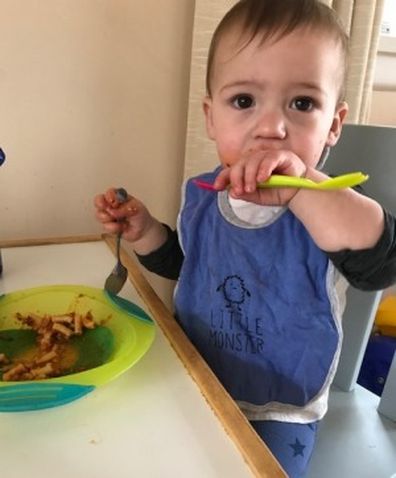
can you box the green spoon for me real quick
[257,172,369,190]
[194,172,369,191]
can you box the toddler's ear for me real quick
[326,101,349,147]
[203,96,216,140]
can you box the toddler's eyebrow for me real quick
[219,80,259,93]
[219,79,327,96]
[294,82,327,94]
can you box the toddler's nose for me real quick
[252,109,286,140]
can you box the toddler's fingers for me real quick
[243,158,265,193]
[104,188,116,204]
[256,161,279,184]
[213,168,231,190]
[94,194,109,211]
[242,150,276,183]
[95,209,115,224]
[110,197,140,220]
[104,187,128,208]
[102,221,123,235]
[228,163,247,196]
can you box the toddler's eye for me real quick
[231,94,254,109]
[291,97,314,112]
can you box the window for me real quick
[381,0,396,36]
[380,0,396,53]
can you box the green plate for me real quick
[0,284,155,411]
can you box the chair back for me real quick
[326,124,396,392]
[326,123,396,214]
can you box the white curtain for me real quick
[183,0,385,179]
[183,0,233,179]
[330,0,385,123]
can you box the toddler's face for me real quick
[203,26,348,169]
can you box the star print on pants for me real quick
[289,438,306,457]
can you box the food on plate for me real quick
[0,311,96,381]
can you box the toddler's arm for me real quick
[288,167,385,252]
[213,149,385,252]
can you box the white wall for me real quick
[370,90,396,126]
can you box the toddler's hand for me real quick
[94,188,155,243]
[213,149,307,206]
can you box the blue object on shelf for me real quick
[357,334,396,396]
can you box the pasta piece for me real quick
[74,314,82,335]
[35,349,58,365]
[81,312,95,329]
[52,315,74,324]
[52,322,74,338]
[0,353,9,365]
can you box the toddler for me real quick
[95,1,396,476]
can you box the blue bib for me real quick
[175,169,339,407]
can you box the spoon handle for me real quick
[313,172,369,190]
[194,172,369,192]
[257,172,369,190]
[115,187,128,249]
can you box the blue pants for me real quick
[250,420,318,478]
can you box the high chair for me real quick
[307,123,396,477]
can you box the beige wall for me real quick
[0,0,194,238]
[369,90,396,126]
[0,0,195,305]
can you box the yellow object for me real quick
[257,172,369,190]
[375,296,396,337]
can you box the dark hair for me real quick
[206,0,349,98]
